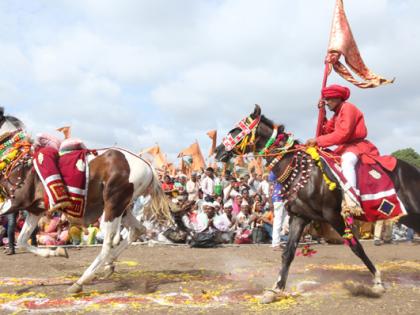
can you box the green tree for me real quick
[392,148,420,168]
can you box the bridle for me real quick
[222,114,297,170]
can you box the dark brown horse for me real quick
[215,105,420,303]
[0,130,171,294]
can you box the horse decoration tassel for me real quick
[296,244,317,257]
[342,214,357,246]
[305,147,337,191]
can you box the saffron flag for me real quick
[317,0,394,137]
[247,157,264,176]
[326,0,394,88]
[179,158,191,176]
[206,130,217,157]
[57,126,71,139]
[140,145,167,169]
[178,142,206,172]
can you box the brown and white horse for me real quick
[0,125,171,293]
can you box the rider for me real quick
[306,84,396,213]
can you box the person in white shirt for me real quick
[201,167,215,199]
[186,173,199,201]
[248,172,261,197]
[259,174,270,199]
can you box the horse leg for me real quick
[17,212,68,258]
[326,211,385,294]
[103,211,146,279]
[261,215,308,303]
[68,215,121,293]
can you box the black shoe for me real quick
[374,240,382,246]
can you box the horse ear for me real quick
[251,104,261,119]
[279,125,285,134]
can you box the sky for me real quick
[0,0,419,164]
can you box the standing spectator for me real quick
[259,174,270,199]
[269,172,288,249]
[186,173,199,201]
[5,211,37,255]
[374,219,393,246]
[223,179,240,203]
[201,167,215,200]
[241,188,253,206]
[248,172,262,197]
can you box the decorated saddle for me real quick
[33,136,92,218]
[314,149,407,222]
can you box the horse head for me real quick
[215,104,288,163]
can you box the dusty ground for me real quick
[0,241,419,314]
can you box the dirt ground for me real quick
[0,241,419,315]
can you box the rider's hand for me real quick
[318,99,325,109]
[305,138,317,147]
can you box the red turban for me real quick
[321,84,351,100]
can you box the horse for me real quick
[0,126,171,294]
[215,104,420,303]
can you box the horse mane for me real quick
[3,116,26,130]
[260,115,285,134]
[260,114,302,144]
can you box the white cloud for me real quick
[0,0,419,163]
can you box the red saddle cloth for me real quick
[58,150,89,218]
[34,147,89,218]
[318,151,407,222]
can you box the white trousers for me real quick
[341,152,358,189]
[272,201,288,246]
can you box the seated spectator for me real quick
[162,175,174,192]
[232,195,243,218]
[38,212,69,246]
[249,200,268,243]
[234,200,253,244]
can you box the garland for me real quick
[0,131,26,156]
[0,149,19,171]
[305,147,337,191]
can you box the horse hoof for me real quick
[103,265,115,279]
[68,283,83,294]
[56,247,69,258]
[260,289,281,304]
[372,283,385,295]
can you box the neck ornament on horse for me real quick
[277,151,314,201]
[0,130,33,201]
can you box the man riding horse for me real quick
[305,84,396,214]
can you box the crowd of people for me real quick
[159,167,288,246]
[1,167,418,254]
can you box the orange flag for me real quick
[57,126,71,139]
[179,158,191,176]
[325,0,394,88]
[206,130,217,157]
[140,145,167,169]
[247,157,264,176]
[178,142,206,172]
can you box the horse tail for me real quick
[145,167,173,225]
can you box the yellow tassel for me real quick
[306,147,336,191]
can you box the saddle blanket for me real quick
[319,151,407,222]
[58,150,89,218]
[34,147,89,218]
